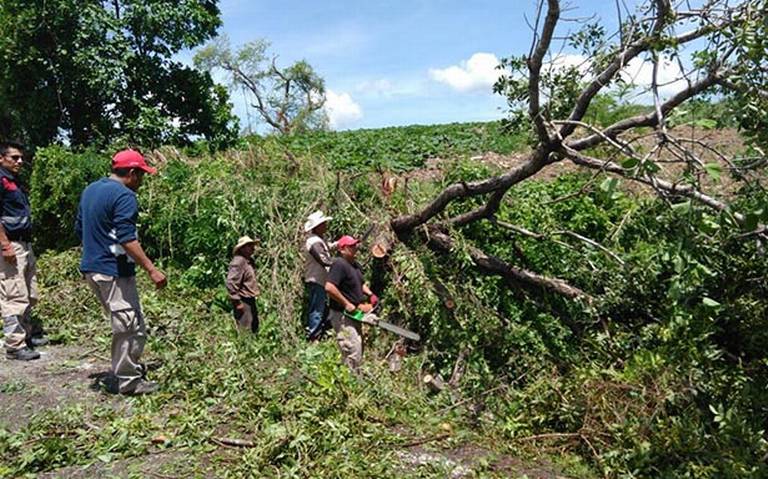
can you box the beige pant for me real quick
[329,309,363,373]
[85,273,146,393]
[1,241,38,352]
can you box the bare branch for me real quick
[562,146,743,222]
[567,71,723,151]
[391,149,551,236]
[494,219,625,265]
[528,0,561,143]
[424,226,591,301]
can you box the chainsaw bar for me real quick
[346,311,421,341]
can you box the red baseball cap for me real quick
[112,149,157,174]
[337,235,360,248]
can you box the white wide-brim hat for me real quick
[304,210,332,232]
[233,235,258,255]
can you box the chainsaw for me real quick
[345,302,420,341]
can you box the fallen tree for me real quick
[391,0,768,301]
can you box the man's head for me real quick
[304,211,332,236]
[111,149,157,191]
[337,235,360,260]
[0,141,25,176]
[233,236,258,257]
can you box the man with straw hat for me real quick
[303,210,336,341]
[226,235,260,334]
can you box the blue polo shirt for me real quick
[75,178,139,277]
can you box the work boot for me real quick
[125,380,159,396]
[6,347,40,361]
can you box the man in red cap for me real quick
[75,149,166,395]
[325,235,378,373]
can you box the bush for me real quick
[30,146,108,252]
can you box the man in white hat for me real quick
[226,236,260,333]
[303,211,336,340]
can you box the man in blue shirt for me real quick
[0,141,43,361]
[76,149,166,395]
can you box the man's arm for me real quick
[113,193,165,289]
[0,224,15,265]
[122,240,166,289]
[325,281,356,313]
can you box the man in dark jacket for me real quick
[76,149,166,395]
[0,141,44,361]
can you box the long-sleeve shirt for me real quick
[76,177,138,277]
[303,234,334,284]
[0,167,32,241]
[226,255,259,301]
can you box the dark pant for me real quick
[233,297,258,334]
[306,282,327,340]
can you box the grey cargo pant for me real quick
[329,309,363,373]
[85,273,146,394]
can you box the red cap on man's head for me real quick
[112,149,157,174]
[337,235,360,248]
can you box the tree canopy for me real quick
[195,36,327,135]
[0,0,239,149]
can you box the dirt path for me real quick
[0,344,125,433]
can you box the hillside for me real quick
[2,120,768,478]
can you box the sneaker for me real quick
[124,380,159,396]
[6,347,40,361]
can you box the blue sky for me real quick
[183,0,650,131]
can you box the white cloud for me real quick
[620,56,688,98]
[535,53,689,101]
[325,90,363,129]
[429,52,501,93]
[355,79,394,96]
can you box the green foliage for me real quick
[0,0,239,148]
[29,146,108,251]
[263,121,527,171]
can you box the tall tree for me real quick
[195,36,327,135]
[0,0,239,148]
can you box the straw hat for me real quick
[304,210,332,233]
[232,235,257,255]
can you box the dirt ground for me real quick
[0,344,122,432]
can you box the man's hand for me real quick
[149,268,167,289]
[344,302,356,313]
[234,301,246,312]
[1,244,15,265]
[358,303,373,313]
[369,294,379,306]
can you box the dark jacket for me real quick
[0,167,31,241]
